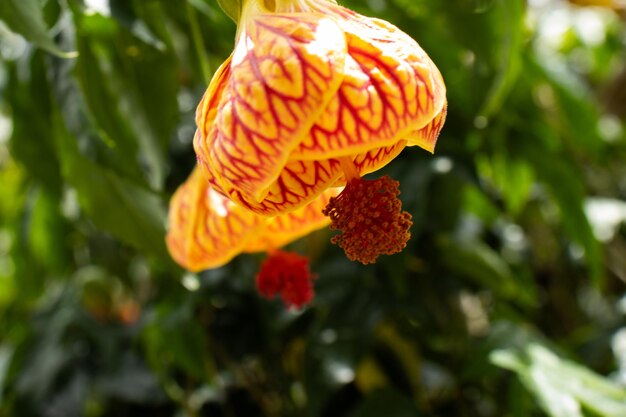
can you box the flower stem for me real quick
[339,157,360,181]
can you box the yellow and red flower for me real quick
[193,0,447,263]
[166,168,339,308]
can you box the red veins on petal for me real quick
[167,169,341,271]
[244,187,339,253]
[192,1,447,221]
[200,13,347,203]
[353,141,407,178]
[195,56,232,136]
[194,57,231,182]
[324,142,406,187]
[166,168,267,272]
[339,7,446,115]
[225,142,406,216]
[227,157,343,216]
[406,102,448,153]
[291,6,446,160]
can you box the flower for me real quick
[166,167,265,272]
[166,167,338,308]
[256,250,315,309]
[194,0,446,263]
[166,167,337,272]
[323,175,412,264]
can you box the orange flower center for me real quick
[322,159,413,264]
[256,250,316,309]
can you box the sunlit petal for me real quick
[166,168,267,272]
[224,158,343,215]
[244,187,340,252]
[405,101,448,153]
[291,7,446,159]
[223,141,405,216]
[199,12,347,203]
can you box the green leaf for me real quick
[189,0,219,19]
[216,0,241,23]
[350,388,419,417]
[7,56,62,193]
[110,0,170,51]
[71,11,178,189]
[71,159,166,257]
[28,189,70,273]
[6,54,63,195]
[520,145,603,287]
[52,109,167,258]
[491,342,626,417]
[143,300,212,381]
[65,156,166,258]
[0,0,77,58]
[473,0,497,13]
[437,237,535,305]
[476,152,534,216]
[530,55,604,158]
[0,345,13,404]
[477,0,524,119]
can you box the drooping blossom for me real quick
[194,0,446,263]
[166,168,338,307]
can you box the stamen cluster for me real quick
[322,176,413,264]
[256,250,316,309]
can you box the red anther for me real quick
[322,176,412,264]
[256,250,316,309]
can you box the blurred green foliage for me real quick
[1,0,626,416]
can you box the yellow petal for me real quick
[194,1,447,220]
[166,167,340,270]
[243,187,340,253]
[290,6,447,160]
[197,11,347,204]
[223,158,343,216]
[353,140,407,177]
[195,56,232,136]
[222,142,406,216]
[405,101,448,153]
[166,168,267,272]
[327,141,407,187]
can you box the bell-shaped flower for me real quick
[194,0,446,263]
[166,168,339,308]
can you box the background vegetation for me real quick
[1,0,626,416]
